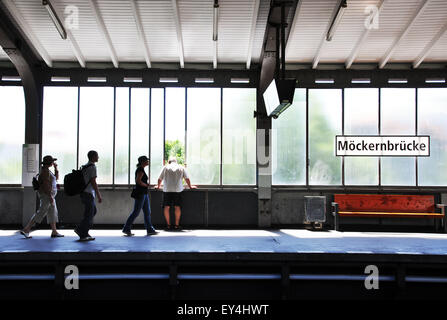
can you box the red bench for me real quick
[331,194,447,232]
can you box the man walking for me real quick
[156,156,196,230]
[74,150,102,241]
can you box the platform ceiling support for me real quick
[259,0,297,94]
[130,0,152,68]
[48,1,85,68]
[312,0,345,70]
[2,0,52,68]
[345,0,386,69]
[88,0,119,68]
[379,0,431,69]
[171,0,185,69]
[413,20,447,69]
[257,0,298,228]
[0,5,43,145]
[0,4,45,228]
[246,0,261,70]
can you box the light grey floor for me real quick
[1,229,447,255]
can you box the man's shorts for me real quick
[163,192,182,207]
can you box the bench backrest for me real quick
[334,194,435,213]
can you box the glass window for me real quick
[187,88,221,185]
[381,88,416,186]
[344,88,379,185]
[115,87,129,184]
[42,87,78,180]
[272,89,306,185]
[0,86,25,184]
[130,88,150,182]
[222,88,256,185]
[308,89,342,185]
[165,87,185,164]
[418,88,447,186]
[78,87,114,184]
[150,88,164,184]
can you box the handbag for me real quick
[130,188,138,199]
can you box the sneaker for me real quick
[20,230,32,239]
[123,230,134,237]
[146,229,159,236]
[79,236,95,242]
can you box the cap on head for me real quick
[42,155,57,165]
[138,155,149,165]
[168,156,177,164]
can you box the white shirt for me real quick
[158,163,189,193]
[82,162,97,198]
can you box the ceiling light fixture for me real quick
[213,0,219,41]
[326,0,347,42]
[42,0,67,40]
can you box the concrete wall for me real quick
[0,188,444,229]
[0,189,22,224]
[0,189,259,228]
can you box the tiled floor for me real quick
[1,229,447,255]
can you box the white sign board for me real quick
[22,144,39,187]
[335,136,430,157]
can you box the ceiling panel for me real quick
[320,0,381,63]
[217,0,252,63]
[286,0,337,63]
[1,0,445,67]
[250,0,269,65]
[55,0,112,62]
[391,0,447,62]
[11,0,74,61]
[178,0,214,63]
[426,30,447,62]
[137,0,179,63]
[96,0,141,62]
[356,0,422,62]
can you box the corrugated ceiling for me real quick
[0,0,446,68]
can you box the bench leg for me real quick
[334,211,339,231]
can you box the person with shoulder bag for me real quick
[20,155,64,239]
[122,156,158,236]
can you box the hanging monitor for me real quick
[262,79,296,119]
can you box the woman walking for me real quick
[20,155,64,239]
[122,156,158,236]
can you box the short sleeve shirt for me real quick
[82,162,97,198]
[158,163,189,193]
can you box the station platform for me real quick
[1,229,447,300]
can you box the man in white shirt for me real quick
[156,156,196,230]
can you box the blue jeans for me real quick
[123,194,154,233]
[76,192,97,238]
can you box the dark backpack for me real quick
[63,164,93,196]
[32,174,40,191]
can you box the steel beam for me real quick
[171,0,185,68]
[129,0,151,68]
[87,0,119,68]
[379,0,431,69]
